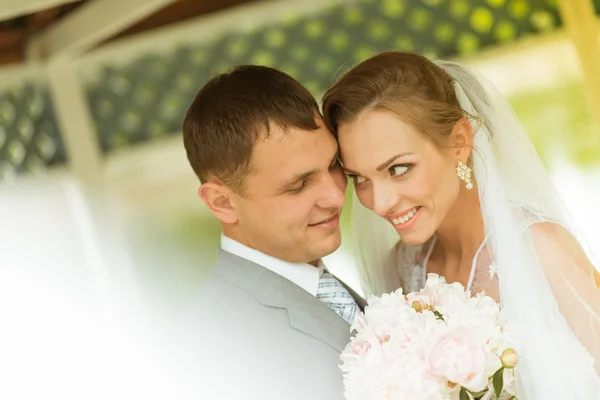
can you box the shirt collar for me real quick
[220,233,323,296]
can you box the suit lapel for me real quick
[334,274,368,311]
[281,279,352,353]
[213,250,352,353]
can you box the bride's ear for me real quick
[450,118,473,162]
[198,178,239,224]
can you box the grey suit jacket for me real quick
[181,249,366,400]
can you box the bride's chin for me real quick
[398,231,432,246]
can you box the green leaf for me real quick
[493,367,505,398]
[468,389,487,398]
[433,310,444,321]
[459,387,470,400]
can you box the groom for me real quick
[181,65,365,400]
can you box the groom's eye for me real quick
[329,155,341,169]
[288,180,308,194]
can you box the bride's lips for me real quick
[388,206,422,231]
[308,214,340,229]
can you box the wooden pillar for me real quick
[558,0,600,127]
[45,60,144,319]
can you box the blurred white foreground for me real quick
[0,160,598,399]
[0,177,202,400]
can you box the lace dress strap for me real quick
[395,237,435,293]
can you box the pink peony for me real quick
[426,330,488,392]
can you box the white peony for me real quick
[341,274,518,400]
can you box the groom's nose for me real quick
[315,173,346,210]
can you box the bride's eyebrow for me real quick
[376,153,414,171]
[343,152,415,176]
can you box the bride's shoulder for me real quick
[509,203,572,246]
[508,202,562,232]
[511,203,599,283]
[528,221,599,284]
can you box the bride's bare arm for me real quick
[529,222,600,374]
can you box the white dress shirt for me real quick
[220,233,324,296]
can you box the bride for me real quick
[321,52,600,399]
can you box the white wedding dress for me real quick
[349,61,600,399]
[398,206,552,304]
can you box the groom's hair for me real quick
[182,65,320,192]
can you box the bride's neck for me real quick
[434,185,485,262]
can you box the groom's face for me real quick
[232,120,347,263]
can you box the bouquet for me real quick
[341,274,519,400]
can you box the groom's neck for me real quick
[221,228,321,267]
[222,227,252,249]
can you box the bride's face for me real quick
[338,109,461,245]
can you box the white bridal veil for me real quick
[349,61,600,399]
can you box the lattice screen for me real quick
[1,0,599,181]
[0,82,65,181]
[88,0,571,152]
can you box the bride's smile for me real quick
[337,108,474,246]
[387,205,421,229]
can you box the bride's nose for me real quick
[371,182,398,217]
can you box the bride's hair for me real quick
[322,52,476,147]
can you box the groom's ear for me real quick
[198,179,239,224]
[451,118,473,162]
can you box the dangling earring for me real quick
[456,161,473,190]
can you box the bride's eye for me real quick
[390,164,411,177]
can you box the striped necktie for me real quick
[316,271,359,326]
